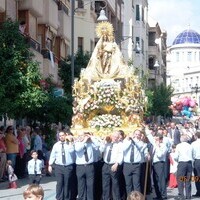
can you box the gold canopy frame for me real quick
[71,22,147,137]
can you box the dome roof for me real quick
[172,29,200,45]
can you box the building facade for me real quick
[148,17,167,88]
[121,0,149,80]
[167,29,200,105]
[0,0,166,89]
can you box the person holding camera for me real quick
[48,131,75,200]
[75,132,100,200]
[100,131,123,200]
[123,129,148,196]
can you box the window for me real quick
[136,5,140,21]
[78,37,83,52]
[190,77,193,86]
[187,52,192,61]
[141,39,144,54]
[182,52,184,61]
[175,79,180,92]
[185,78,188,91]
[149,57,154,70]
[176,52,179,62]
[90,40,94,53]
[194,52,197,61]
[148,32,156,46]
[196,76,199,85]
[78,0,84,8]
[141,6,144,22]
[135,37,140,53]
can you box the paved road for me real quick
[0,175,56,200]
[0,175,199,200]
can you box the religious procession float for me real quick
[71,21,147,137]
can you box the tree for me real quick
[144,89,154,117]
[0,20,47,119]
[150,83,174,117]
[59,50,91,92]
[27,76,73,125]
[58,51,90,125]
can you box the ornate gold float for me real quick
[71,21,147,137]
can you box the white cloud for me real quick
[148,0,200,45]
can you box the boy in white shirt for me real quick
[28,150,44,184]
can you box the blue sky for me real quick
[148,0,200,46]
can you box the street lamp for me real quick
[97,9,108,21]
[191,83,200,100]
[154,59,159,86]
[71,0,75,86]
[133,42,141,53]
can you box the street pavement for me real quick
[0,175,56,200]
[0,174,199,200]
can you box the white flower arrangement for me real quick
[96,86,118,106]
[80,85,120,113]
[89,114,122,129]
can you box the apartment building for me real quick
[74,0,123,53]
[0,0,71,85]
[121,0,149,82]
[0,0,124,84]
[0,0,166,90]
[148,16,167,88]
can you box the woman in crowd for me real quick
[5,126,19,170]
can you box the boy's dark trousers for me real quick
[29,174,42,184]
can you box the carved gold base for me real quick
[71,125,143,138]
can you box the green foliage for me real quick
[146,83,174,117]
[144,89,154,117]
[58,51,91,125]
[0,20,91,127]
[30,95,72,125]
[0,20,47,118]
[59,50,91,92]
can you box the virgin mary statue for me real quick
[83,21,129,81]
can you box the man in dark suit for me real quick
[167,122,181,145]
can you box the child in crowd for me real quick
[168,144,178,188]
[28,150,44,185]
[7,160,18,189]
[23,184,44,200]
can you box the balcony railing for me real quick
[58,1,69,15]
[41,49,59,64]
[21,33,41,53]
[27,37,41,53]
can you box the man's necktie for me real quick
[130,140,135,163]
[34,160,37,175]
[83,145,89,162]
[106,143,113,163]
[61,142,66,165]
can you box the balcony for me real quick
[38,0,59,30]
[41,49,59,83]
[58,1,70,39]
[26,36,41,53]
[148,45,159,56]
[18,0,43,17]
[0,0,5,12]
[148,69,156,79]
